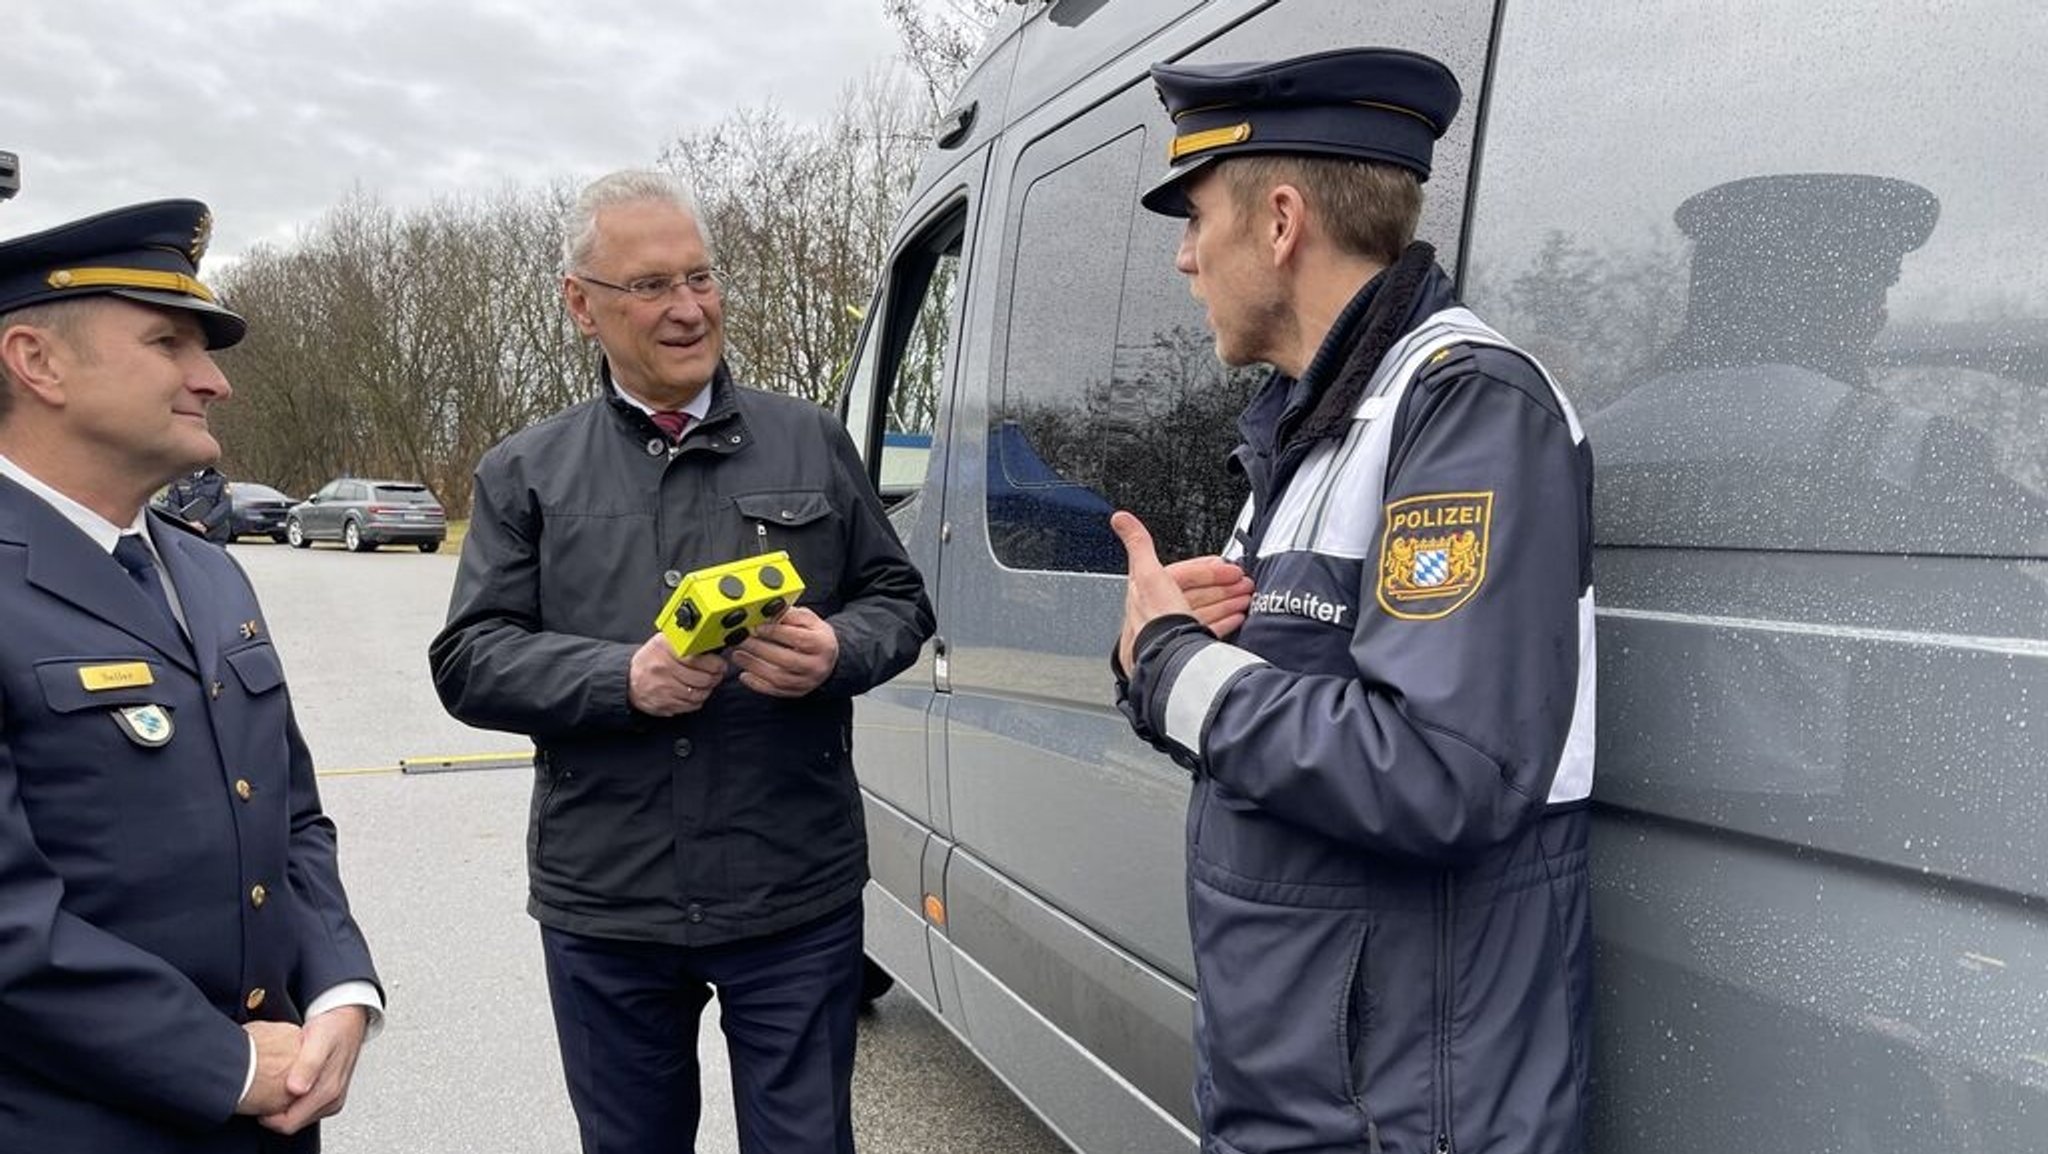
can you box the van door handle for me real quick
[933,636,951,691]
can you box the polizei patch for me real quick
[1377,491,1493,620]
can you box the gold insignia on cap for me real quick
[42,267,218,302]
[191,210,213,263]
[1168,122,1253,162]
[1378,491,1493,620]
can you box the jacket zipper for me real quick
[534,753,562,870]
[1436,871,1454,1154]
[1341,921,1385,1154]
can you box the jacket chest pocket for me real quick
[31,655,180,758]
[222,642,286,696]
[731,490,842,604]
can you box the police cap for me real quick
[1141,47,1462,216]
[0,199,246,349]
[1675,173,1939,259]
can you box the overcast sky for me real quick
[1,0,909,261]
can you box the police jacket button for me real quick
[672,738,693,758]
[250,883,268,909]
[245,987,266,1011]
[646,438,666,456]
[686,903,705,923]
[234,778,253,801]
[663,569,682,588]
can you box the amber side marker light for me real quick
[923,894,947,927]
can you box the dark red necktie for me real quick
[650,411,691,442]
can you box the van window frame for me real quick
[841,182,978,507]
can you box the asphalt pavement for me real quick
[232,538,1069,1154]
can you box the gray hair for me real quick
[560,170,715,272]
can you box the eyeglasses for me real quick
[574,268,724,302]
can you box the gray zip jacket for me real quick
[1120,254,1596,1154]
[431,364,933,947]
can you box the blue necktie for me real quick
[112,534,182,637]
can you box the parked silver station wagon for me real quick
[837,2,2047,1151]
[285,478,447,553]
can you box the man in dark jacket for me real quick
[162,464,231,543]
[1111,51,1597,1153]
[429,169,933,1154]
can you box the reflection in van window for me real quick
[1466,1,2048,558]
[994,128,1259,572]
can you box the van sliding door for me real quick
[843,150,989,1014]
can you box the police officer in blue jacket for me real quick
[0,201,382,1152]
[1112,50,1597,1153]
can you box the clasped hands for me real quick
[1112,510,1255,672]
[236,1005,369,1134]
[629,605,839,714]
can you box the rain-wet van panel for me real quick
[841,1,2048,1150]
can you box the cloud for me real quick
[0,0,905,258]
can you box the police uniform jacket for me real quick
[0,482,379,1154]
[429,364,934,947]
[1119,252,1597,1154]
[163,469,232,544]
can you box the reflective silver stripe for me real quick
[1221,494,1255,563]
[1548,588,1598,804]
[1163,643,1267,752]
[1260,308,1591,562]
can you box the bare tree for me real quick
[883,0,1007,114]
[205,34,974,517]
[210,184,596,514]
[661,67,930,409]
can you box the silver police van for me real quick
[836,2,2048,1150]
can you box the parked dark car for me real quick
[285,478,446,553]
[226,482,293,543]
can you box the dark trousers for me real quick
[540,901,865,1154]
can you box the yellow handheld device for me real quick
[656,551,807,657]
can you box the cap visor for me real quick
[110,288,247,349]
[1140,155,1218,217]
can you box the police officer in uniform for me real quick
[1594,172,2046,554]
[1110,50,1597,1153]
[0,200,381,1152]
[164,464,234,543]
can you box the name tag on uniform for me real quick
[79,662,154,691]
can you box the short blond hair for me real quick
[1219,155,1422,265]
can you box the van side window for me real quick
[1111,193,1266,564]
[990,131,1142,573]
[992,126,1258,572]
[844,206,966,514]
[1466,1,2048,557]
